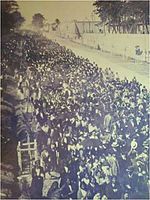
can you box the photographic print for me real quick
[1,0,149,199]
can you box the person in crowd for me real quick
[30,160,45,199]
[47,181,65,199]
[18,178,30,199]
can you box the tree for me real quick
[93,1,124,33]
[1,0,18,13]
[125,1,149,33]
[1,0,25,34]
[32,13,45,30]
[93,0,149,33]
[12,11,25,29]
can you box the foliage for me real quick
[94,1,124,24]
[93,0,149,33]
[1,0,25,34]
[32,13,45,29]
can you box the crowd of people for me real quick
[2,30,149,199]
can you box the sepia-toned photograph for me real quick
[1,0,149,199]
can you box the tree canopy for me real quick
[32,13,45,30]
[93,0,149,33]
[1,0,25,34]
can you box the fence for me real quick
[78,33,149,62]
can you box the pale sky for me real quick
[18,0,99,25]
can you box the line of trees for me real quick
[93,0,149,33]
[1,0,25,34]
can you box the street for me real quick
[45,33,149,89]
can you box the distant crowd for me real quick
[2,31,149,199]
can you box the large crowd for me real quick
[2,31,149,199]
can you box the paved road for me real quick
[45,33,149,89]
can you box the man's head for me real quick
[35,160,40,167]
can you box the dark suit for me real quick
[30,166,44,199]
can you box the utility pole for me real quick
[91,11,95,33]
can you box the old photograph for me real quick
[1,0,149,199]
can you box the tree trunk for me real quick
[145,24,149,34]
[112,24,117,34]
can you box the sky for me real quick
[18,0,99,25]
